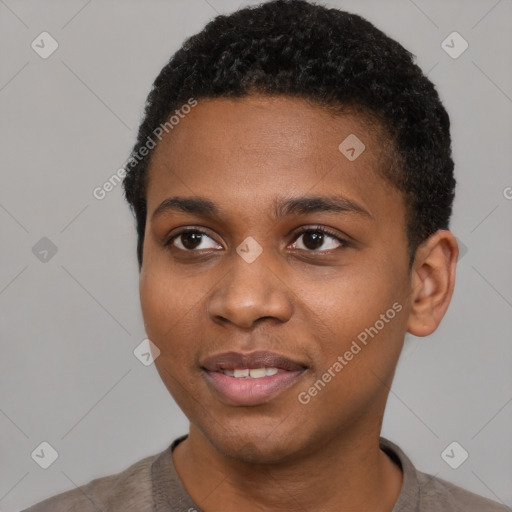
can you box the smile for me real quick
[200,350,308,405]
[222,367,279,378]
[204,368,305,405]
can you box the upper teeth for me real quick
[223,368,279,378]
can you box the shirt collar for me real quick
[379,436,421,512]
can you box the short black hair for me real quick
[122,0,455,272]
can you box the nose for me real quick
[207,249,293,329]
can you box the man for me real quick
[23,0,510,510]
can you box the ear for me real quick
[406,230,459,337]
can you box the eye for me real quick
[165,225,349,254]
[165,228,221,252]
[289,226,348,252]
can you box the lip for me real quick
[200,350,308,406]
[201,350,306,372]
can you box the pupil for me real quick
[182,232,202,250]
[180,231,325,250]
[304,231,323,250]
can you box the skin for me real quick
[139,95,459,512]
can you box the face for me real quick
[140,95,413,463]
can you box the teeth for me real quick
[249,368,266,378]
[224,367,279,378]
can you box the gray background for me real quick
[1,0,511,510]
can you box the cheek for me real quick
[139,264,186,347]
[305,265,395,326]
[139,260,211,371]
[139,269,201,399]
[303,262,407,372]
[139,271,166,334]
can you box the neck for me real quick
[172,423,403,512]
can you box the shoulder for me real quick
[417,470,511,512]
[21,451,159,512]
[379,437,510,512]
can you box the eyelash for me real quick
[164,225,349,254]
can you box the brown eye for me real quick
[179,232,203,250]
[165,229,220,251]
[301,231,325,250]
[290,227,347,252]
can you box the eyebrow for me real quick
[151,194,372,223]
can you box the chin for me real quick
[200,419,311,465]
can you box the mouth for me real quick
[200,350,308,406]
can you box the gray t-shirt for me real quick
[22,435,510,511]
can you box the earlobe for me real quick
[406,230,459,337]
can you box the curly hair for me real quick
[122,0,455,271]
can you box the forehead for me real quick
[146,95,399,220]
